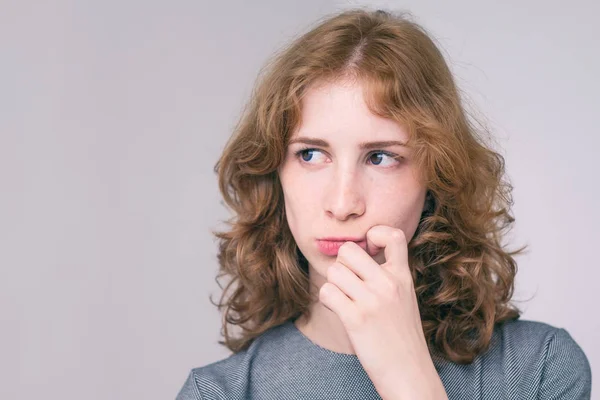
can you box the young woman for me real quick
[177,8,592,400]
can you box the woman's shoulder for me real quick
[480,318,591,398]
[431,318,592,398]
[493,317,589,363]
[175,322,292,400]
[175,351,249,400]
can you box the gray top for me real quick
[176,318,592,399]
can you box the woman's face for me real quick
[278,79,428,276]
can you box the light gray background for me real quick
[1,1,597,399]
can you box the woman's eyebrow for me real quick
[289,137,407,150]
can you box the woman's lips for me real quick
[316,239,368,256]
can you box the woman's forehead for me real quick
[293,82,409,145]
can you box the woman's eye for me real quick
[295,148,326,163]
[369,151,399,167]
[294,148,400,167]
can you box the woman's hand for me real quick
[319,225,448,400]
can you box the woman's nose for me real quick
[324,167,366,221]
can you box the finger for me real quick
[365,225,408,275]
[326,260,370,301]
[318,282,356,322]
[335,241,379,282]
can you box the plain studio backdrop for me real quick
[1,1,597,399]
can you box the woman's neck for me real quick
[293,270,356,355]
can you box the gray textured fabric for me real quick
[176,318,592,399]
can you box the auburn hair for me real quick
[209,7,527,364]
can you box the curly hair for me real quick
[209,7,528,364]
